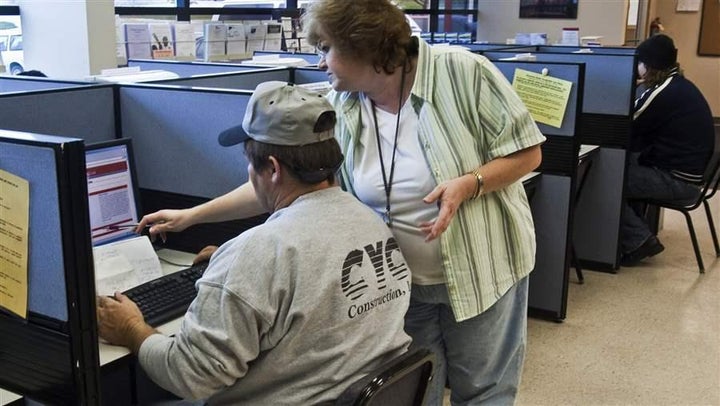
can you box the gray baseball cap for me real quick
[218,81,336,147]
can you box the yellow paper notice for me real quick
[512,68,573,128]
[0,168,29,318]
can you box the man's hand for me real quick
[96,292,158,353]
[194,245,219,265]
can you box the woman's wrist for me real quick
[465,169,484,200]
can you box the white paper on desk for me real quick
[93,236,163,296]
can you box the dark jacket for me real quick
[632,70,714,183]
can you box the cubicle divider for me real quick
[535,45,636,55]
[252,50,322,65]
[149,66,291,89]
[453,43,533,53]
[0,84,118,144]
[492,60,584,320]
[0,76,92,93]
[294,66,331,85]
[123,61,585,319]
[128,58,260,77]
[485,49,638,271]
[117,83,283,253]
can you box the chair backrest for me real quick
[335,348,435,406]
[701,124,720,201]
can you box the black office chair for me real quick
[335,348,435,406]
[639,126,720,273]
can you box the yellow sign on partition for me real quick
[512,68,573,128]
[0,168,29,318]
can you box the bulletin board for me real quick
[698,0,720,56]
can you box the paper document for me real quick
[512,68,572,128]
[0,169,29,318]
[94,236,163,296]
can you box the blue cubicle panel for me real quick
[0,135,68,322]
[293,67,330,85]
[488,59,584,319]
[536,45,636,55]
[485,51,636,116]
[119,85,255,199]
[457,43,533,53]
[492,60,582,137]
[252,50,322,65]
[150,67,291,90]
[485,51,636,271]
[0,85,117,144]
[0,77,91,93]
[128,59,260,77]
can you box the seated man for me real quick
[621,34,715,266]
[96,81,412,405]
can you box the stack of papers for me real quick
[93,236,163,296]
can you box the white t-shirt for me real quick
[352,94,445,285]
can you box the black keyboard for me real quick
[124,262,208,327]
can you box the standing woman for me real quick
[302,0,545,404]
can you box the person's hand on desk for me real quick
[194,245,218,265]
[136,208,195,243]
[97,292,157,354]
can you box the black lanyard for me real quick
[370,66,406,227]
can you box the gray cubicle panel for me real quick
[458,43,534,53]
[252,50,322,65]
[529,50,635,270]
[149,66,291,90]
[0,85,117,144]
[117,83,274,252]
[128,59,260,77]
[0,76,92,93]
[487,50,637,271]
[491,60,584,320]
[484,50,636,117]
[492,60,581,137]
[293,66,331,85]
[536,45,637,55]
[118,85,255,199]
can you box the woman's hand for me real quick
[420,173,476,241]
[136,208,194,243]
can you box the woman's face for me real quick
[316,35,375,92]
[637,62,647,79]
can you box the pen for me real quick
[105,224,151,231]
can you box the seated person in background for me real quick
[96,81,412,405]
[621,34,715,267]
[16,69,47,77]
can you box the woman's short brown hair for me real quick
[303,0,415,74]
[244,138,343,185]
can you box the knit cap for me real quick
[636,34,677,70]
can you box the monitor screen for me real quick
[85,139,141,246]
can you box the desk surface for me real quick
[521,171,541,184]
[99,248,196,365]
[579,144,600,160]
[0,389,21,405]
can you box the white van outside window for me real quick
[0,28,24,75]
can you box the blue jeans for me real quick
[621,154,700,252]
[404,277,529,406]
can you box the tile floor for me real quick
[446,195,720,406]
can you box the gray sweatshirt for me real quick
[139,187,412,405]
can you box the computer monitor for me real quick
[85,138,142,246]
[0,130,100,404]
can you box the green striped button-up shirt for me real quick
[327,39,546,321]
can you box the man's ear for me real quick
[268,156,282,180]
